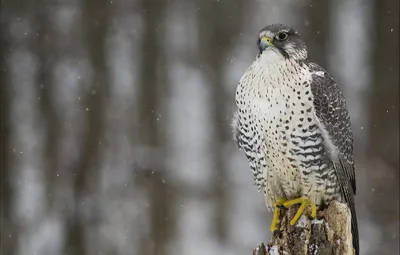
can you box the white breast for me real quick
[236,53,317,207]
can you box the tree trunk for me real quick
[253,201,354,255]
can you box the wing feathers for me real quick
[307,61,358,254]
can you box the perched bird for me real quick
[232,23,358,254]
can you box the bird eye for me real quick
[276,32,288,41]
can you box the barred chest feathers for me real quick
[235,52,340,209]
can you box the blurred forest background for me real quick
[0,0,399,255]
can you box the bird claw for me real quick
[269,197,317,231]
[270,198,286,232]
[283,197,317,226]
[276,204,286,209]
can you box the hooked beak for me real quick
[259,36,273,52]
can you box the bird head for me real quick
[257,23,307,61]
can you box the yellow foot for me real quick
[270,198,286,232]
[283,197,317,226]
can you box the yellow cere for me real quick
[261,36,273,46]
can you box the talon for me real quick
[282,197,317,226]
[276,204,286,209]
[270,198,286,232]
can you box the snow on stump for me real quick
[252,201,354,255]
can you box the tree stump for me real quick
[252,201,354,255]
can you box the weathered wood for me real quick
[253,201,354,255]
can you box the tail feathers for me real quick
[342,186,359,255]
[347,194,359,255]
[337,160,359,255]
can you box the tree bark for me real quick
[253,201,354,255]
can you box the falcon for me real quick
[232,23,359,254]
